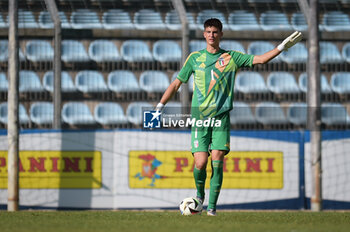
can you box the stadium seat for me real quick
[298,73,332,94]
[196,10,228,30]
[25,40,54,62]
[267,72,300,94]
[260,11,292,31]
[94,102,128,125]
[102,9,134,30]
[0,40,25,62]
[19,71,44,92]
[88,40,122,62]
[121,40,153,62]
[107,70,140,92]
[139,71,170,93]
[255,102,288,125]
[228,11,260,31]
[165,10,196,30]
[0,102,30,125]
[152,40,181,62]
[287,102,307,126]
[235,71,269,93]
[248,41,281,62]
[70,9,102,29]
[321,103,350,126]
[30,102,53,125]
[248,0,276,2]
[42,71,76,93]
[230,102,256,125]
[126,101,153,125]
[38,11,71,29]
[342,43,350,63]
[0,13,7,28]
[330,72,350,94]
[17,10,39,28]
[320,42,344,64]
[75,70,108,93]
[220,40,246,53]
[0,73,8,92]
[322,11,350,32]
[280,43,308,64]
[291,12,308,31]
[61,40,90,62]
[133,9,166,30]
[189,40,206,53]
[62,102,95,125]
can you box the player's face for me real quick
[203,26,223,47]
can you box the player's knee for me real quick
[195,161,207,170]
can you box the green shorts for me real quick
[191,112,230,154]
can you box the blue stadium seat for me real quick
[139,71,170,93]
[235,71,269,93]
[196,10,228,30]
[126,101,153,125]
[61,40,90,62]
[248,0,276,2]
[330,72,350,94]
[189,40,206,53]
[228,11,260,31]
[322,11,350,32]
[0,73,8,92]
[260,11,292,31]
[38,11,71,29]
[133,9,166,30]
[19,71,44,92]
[30,102,53,125]
[94,102,128,125]
[75,70,108,93]
[171,72,194,92]
[62,102,95,125]
[25,40,54,62]
[320,42,344,64]
[102,9,134,30]
[298,73,332,94]
[165,10,196,30]
[287,102,307,126]
[255,102,288,125]
[17,10,39,28]
[322,103,350,126]
[153,40,181,62]
[280,43,308,64]
[107,70,140,92]
[0,102,30,125]
[88,40,122,62]
[230,102,256,125]
[291,12,308,31]
[121,40,153,62]
[248,41,281,62]
[267,72,300,94]
[70,9,102,29]
[0,40,25,62]
[42,71,76,93]
[0,13,7,28]
[220,40,246,53]
[342,42,350,63]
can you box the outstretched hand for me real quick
[277,31,303,51]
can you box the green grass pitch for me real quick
[1,211,349,232]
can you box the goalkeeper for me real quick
[155,18,302,216]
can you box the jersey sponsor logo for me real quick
[134,153,167,187]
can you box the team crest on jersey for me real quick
[218,57,225,66]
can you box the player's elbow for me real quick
[253,55,269,65]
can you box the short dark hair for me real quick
[204,18,223,32]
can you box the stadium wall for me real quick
[0,129,349,210]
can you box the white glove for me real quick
[155,102,164,112]
[277,31,303,51]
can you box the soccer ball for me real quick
[179,197,203,215]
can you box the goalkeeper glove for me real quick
[277,31,303,52]
[155,102,164,112]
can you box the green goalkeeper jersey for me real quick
[177,49,254,119]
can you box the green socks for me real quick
[208,160,223,210]
[193,167,206,200]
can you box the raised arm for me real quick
[253,31,303,65]
[155,78,183,111]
